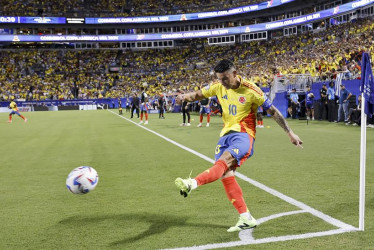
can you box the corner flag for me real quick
[361,53,374,115]
[358,52,374,231]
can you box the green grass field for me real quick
[0,109,373,249]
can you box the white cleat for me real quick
[186,123,191,126]
[227,215,257,232]
[144,121,148,125]
[206,123,210,127]
[139,121,143,124]
[197,123,202,127]
[180,123,186,126]
[175,177,193,197]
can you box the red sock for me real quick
[195,160,228,186]
[207,114,210,123]
[145,112,148,121]
[261,120,263,126]
[257,120,260,125]
[140,113,143,120]
[200,114,203,123]
[222,176,248,214]
[9,115,12,121]
[20,115,25,120]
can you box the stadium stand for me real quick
[0,0,268,17]
[1,16,373,102]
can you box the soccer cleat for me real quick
[24,118,28,123]
[197,123,202,127]
[175,177,193,198]
[144,121,148,125]
[227,215,257,232]
[139,121,143,124]
[186,123,191,126]
[180,123,185,126]
[206,123,210,127]
[8,120,12,123]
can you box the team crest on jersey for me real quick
[238,96,246,104]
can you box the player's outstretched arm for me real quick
[267,105,303,148]
[176,90,205,104]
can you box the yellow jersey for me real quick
[9,101,18,111]
[202,75,271,138]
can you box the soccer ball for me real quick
[66,166,99,194]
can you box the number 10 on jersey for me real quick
[229,104,237,115]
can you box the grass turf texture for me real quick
[0,110,373,249]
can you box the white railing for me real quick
[271,74,317,100]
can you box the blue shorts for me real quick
[215,132,255,167]
[306,103,314,109]
[140,103,148,112]
[200,107,210,114]
[10,110,20,116]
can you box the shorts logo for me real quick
[238,96,246,104]
[232,148,239,154]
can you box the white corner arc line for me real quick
[256,210,307,225]
[239,210,307,241]
[108,111,358,232]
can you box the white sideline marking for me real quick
[167,228,355,250]
[108,110,358,247]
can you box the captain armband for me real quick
[261,96,273,111]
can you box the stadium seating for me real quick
[1,17,374,101]
[0,0,266,17]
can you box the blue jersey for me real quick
[305,90,314,105]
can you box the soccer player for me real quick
[256,106,264,128]
[139,87,149,125]
[305,85,315,120]
[175,60,302,232]
[197,97,211,127]
[8,100,27,123]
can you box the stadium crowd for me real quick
[0,0,267,17]
[1,17,374,103]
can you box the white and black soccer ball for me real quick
[66,166,99,194]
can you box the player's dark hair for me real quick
[214,59,234,73]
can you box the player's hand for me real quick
[288,131,303,148]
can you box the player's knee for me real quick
[221,169,235,179]
[219,151,237,169]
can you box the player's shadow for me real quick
[58,213,227,247]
